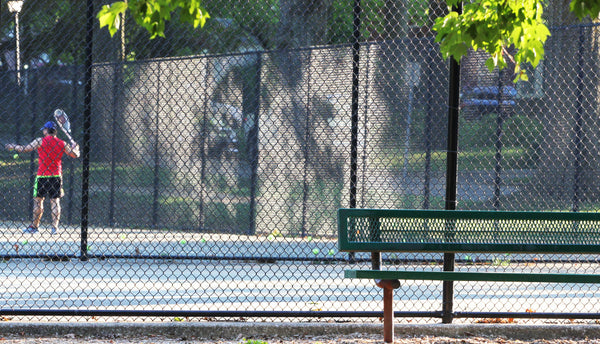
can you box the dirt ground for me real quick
[2,319,600,344]
[2,333,600,344]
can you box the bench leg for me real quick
[376,279,400,343]
[383,287,394,343]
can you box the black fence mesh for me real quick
[1,0,600,322]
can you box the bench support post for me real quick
[376,279,400,343]
[383,287,394,343]
[442,252,455,323]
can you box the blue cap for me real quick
[41,121,56,131]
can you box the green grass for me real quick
[240,340,269,344]
[282,178,344,237]
[2,151,596,235]
[88,190,252,233]
[88,162,173,188]
[381,147,538,173]
[0,158,255,232]
[88,162,254,197]
[459,147,538,170]
[375,150,446,173]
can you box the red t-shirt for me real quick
[37,136,65,176]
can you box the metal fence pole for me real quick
[109,63,121,227]
[152,63,161,228]
[572,26,585,213]
[198,60,211,231]
[493,75,504,211]
[246,53,261,236]
[360,43,371,209]
[348,0,362,264]
[66,65,78,224]
[28,71,38,219]
[349,0,361,211]
[301,51,312,238]
[442,2,462,323]
[80,0,94,261]
[423,44,433,210]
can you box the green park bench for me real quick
[337,208,600,343]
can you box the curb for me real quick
[1,322,600,340]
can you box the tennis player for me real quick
[5,121,80,235]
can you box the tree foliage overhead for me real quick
[95,0,599,81]
[98,0,210,39]
[433,0,600,81]
[0,1,87,68]
[96,0,396,57]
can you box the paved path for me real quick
[395,169,533,201]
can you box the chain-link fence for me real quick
[1,0,600,322]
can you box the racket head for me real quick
[53,109,71,134]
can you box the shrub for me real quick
[459,113,544,152]
[503,114,544,149]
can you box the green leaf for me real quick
[570,0,600,19]
[98,0,210,39]
[97,2,128,37]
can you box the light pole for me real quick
[8,0,24,144]
[7,0,24,86]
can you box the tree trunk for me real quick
[273,0,342,181]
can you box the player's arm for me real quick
[64,141,80,158]
[5,138,42,153]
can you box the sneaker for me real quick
[23,225,38,234]
[50,227,58,235]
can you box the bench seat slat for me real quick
[344,269,600,283]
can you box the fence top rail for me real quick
[337,208,600,254]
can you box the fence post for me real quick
[152,63,161,228]
[246,53,261,236]
[109,63,121,227]
[348,0,361,263]
[301,51,312,238]
[572,26,585,213]
[198,60,211,231]
[349,0,361,212]
[442,1,462,323]
[66,65,79,224]
[493,74,504,211]
[80,0,94,261]
[423,60,433,209]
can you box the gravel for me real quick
[2,333,600,344]
[2,323,600,344]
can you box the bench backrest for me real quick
[338,208,600,254]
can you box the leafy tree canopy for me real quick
[433,0,600,81]
[98,0,209,39]
[97,0,600,81]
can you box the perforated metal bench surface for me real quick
[338,208,600,254]
[337,208,600,343]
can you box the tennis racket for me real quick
[53,109,75,145]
